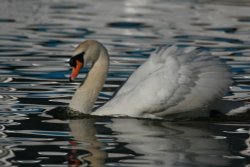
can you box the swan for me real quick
[68,40,232,118]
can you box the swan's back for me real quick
[94,46,232,118]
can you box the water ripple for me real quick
[0,0,250,166]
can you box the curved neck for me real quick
[69,50,109,113]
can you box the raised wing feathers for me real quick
[99,46,232,117]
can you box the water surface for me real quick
[0,0,250,166]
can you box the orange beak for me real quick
[69,60,83,82]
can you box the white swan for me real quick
[68,40,232,118]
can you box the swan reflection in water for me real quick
[68,119,106,167]
[68,118,237,167]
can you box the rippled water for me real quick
[0,0,250,166]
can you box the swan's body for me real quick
[69,40,232,118]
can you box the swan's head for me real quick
[69,40,104,81]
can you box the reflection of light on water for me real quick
[0,145,16,167]
[219,124,250,166]
[241,131,250,158]
[242,139,250,157]
[7,130,70,137]
[38,151,67,156]
[0,95,18,105]
[0,0,249,166]
[0,124,15,166]
[1,77,13,83]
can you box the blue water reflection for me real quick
[0,0,250,166]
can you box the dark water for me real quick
[0,0,250,166]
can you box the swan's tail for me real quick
[211,99,250,116]
[226,103,250,116]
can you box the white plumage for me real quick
[69,40,232,118]
[94,45,232,117]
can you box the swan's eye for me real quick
[69,52,84,67]
[69,58,76,67]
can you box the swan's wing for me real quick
[115,46,171,96]
[96,46,232,117]
[155,48,232,117]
